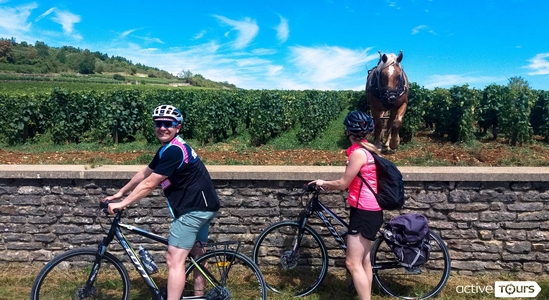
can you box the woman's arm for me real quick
[311,149,367,190]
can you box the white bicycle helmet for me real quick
[152,105,183,123]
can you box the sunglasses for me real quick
[154,120,179,128]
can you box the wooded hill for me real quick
[0,37,236,89]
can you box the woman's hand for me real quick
[309,179,328,190]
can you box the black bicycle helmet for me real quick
[344,110,374,135]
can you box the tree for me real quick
[95,61,105,73]
[35,41,49,57]
[56,50,67,63]
[178,69,193,82]
[0,39,15,63]
[78,49,96,74]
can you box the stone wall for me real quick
[1,165,549,276]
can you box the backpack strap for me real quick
[355,148,378,200]
[357,172,377,198]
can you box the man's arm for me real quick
[104,166,154,201]
[107,172,166,214]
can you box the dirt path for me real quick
[2,134,549,166]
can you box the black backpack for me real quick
[385,214,431,268]
[358,151,405,210]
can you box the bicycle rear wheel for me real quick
[371,230,451,299]
[30,248,130,300]
[252,220,328,297]
[184,250,267,300]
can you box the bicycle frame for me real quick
[298,189,349,251]
[298,187,398,272]
[92,207,228,300]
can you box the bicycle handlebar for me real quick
[302,183,321,192]
[99,200,121,214]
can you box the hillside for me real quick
[0,37,236,89]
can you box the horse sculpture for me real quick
[366,50,409,150]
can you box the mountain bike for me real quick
[30,201,267,300]
[252,184,451,299]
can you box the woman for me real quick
[309,110,383,300]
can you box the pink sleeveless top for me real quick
[346,142,381,211]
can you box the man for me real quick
[104,104,220,299]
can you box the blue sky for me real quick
[1,0,548,91]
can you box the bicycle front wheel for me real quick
[30,248,130,300]
[371,230,451,299]
[184,250,267,300]
[252,220,328,297]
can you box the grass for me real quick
[7,263,549,300]
[266,110,350,151]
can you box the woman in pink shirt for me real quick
[310,110,383,300]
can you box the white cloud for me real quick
[121,29,138,38]
[251,48,277,55]
[139,36,163,44]
[411,25,427,35]
[386,1,401,9]
[0,3,83,43]
[266,65,283,76]
[118,28,163,45]
[289,46,377,84]
[235,57,271,67]
[412,25,436,35]
[193,30,207,40]
[103,42,367,90]
[52,10,80,34]
[35,7,80,35]
[525,53,549,75]
[274,15,289,43]
[0,2,37,32]
[35,7,54,22]
[102,42,274,88]
[423,74,505,89]
[213,15,259,49]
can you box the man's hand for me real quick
[107,201,125,215]
[103,191,124,202]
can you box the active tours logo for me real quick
[456,281,541,298]
[494,281,541,298]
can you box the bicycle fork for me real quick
[76,244,106,299]
[280,215,309,270]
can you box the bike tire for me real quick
[252,220,329,297]
[30,248,131,300]
[371,230,451,299]
[184,250,267,300]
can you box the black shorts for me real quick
[348,207,384,241]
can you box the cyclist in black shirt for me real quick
[104,104,220,300]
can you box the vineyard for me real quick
[0,87,348,146]
[1,77,549,166]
